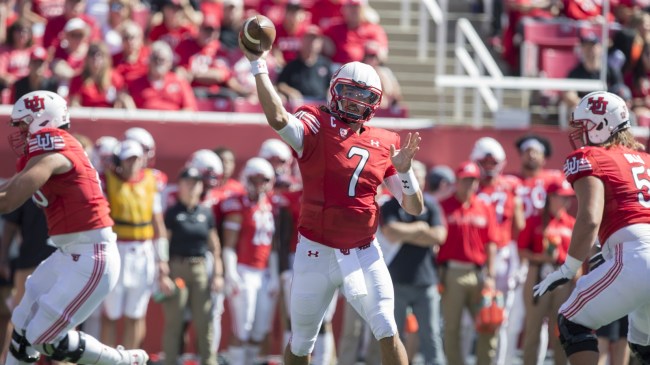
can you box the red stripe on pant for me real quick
[561,244,623,319]
[34,244,106,344]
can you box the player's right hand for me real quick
[238,37,269,62]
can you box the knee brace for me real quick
[629,343,650,365]
[9,330,40,363]
[38,331,86,363]
[557,314,598,357]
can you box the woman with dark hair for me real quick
[68,42,133,108]
[518,180,576,365]
[0,18,34,95]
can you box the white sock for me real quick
[244,344,260,365]
[228,346,246,365]
[311,332,334,365]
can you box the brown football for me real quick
[240,15,276,55]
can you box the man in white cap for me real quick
[100,139,168,351]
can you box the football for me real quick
[240,15,276,55]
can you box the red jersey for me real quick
[0,47,31,81]
[437,195,499,266]
[22,128,113,236]
[476,175,519,248]
[42,14,101,49]
[274,22,308,64]
[113,46,150,81]
[514,169,564,219]
[517,210,574,265]
[564,146,650,244]
[294,105,399,249]
[127,72,197,111]
[323,21,388,64]
[68,71,125,107]
[174,38,231,90]
[310,0,342,29]
[52,45,87,76]
[221,194,275,269]
[148,23,196,50]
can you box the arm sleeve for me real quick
[383,174,404,205]
[276,111,305,156]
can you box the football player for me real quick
[240,34,423,364]
[534,91,650,365]
[1,90,148,365]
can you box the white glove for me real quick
[533,255,582,298]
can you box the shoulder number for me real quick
[631,166,650,208]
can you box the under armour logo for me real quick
[340,249,350,255]
[23,95,45,113]
[72,254,80,262]
[587,97,608,115]
[307,250,319,257]
[370,140,379,147]
[402,179,410,189]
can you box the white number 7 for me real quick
[347,147,369,197]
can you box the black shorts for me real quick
[596,316,628,341]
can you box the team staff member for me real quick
[518,180,575,365]
[162,167,223,365]
[380,160,447,365]
[437,161,499,365]
[101,140,167,350]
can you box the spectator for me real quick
[10,46,58,102]
[68,42,134,108]
[127,40,197,111]
[380,160,447,365]
[113,20,149,81]
[0,217,11,363]
[322,0,388,65]
[162,167,223,365]
[50,17,91,84]
[101,139,168,349]
[20,0,65,20]
[362,40,403,110]
[561,0,613,22]
[101,0,133,55]
[612,12,650,79]
[309,0,342,29]
[42,0,100,49]
[425,165,456,202]
[597,317,630,365]
[561,32,622,111]
[175,14,244,101]
[437,161,499,365]
[219,0,244,59]
[213,147,246,199]
[277,26,331,104]
[518,180,575,365]
[272,0,309,67]
[0,19,35,95]
[222,158,278,365]
[147,0,197,50]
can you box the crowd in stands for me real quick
[488,0,650,125]
[0,0,407,117]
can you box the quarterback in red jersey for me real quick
[240,36,423,365]
[221,158,278,365]
[534,91,650,365]
[1,90,148,365]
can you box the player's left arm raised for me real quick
[390,132,424,216]
[0,153,71,213]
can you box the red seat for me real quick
[540,48,579,79]
[522,19,579,48]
